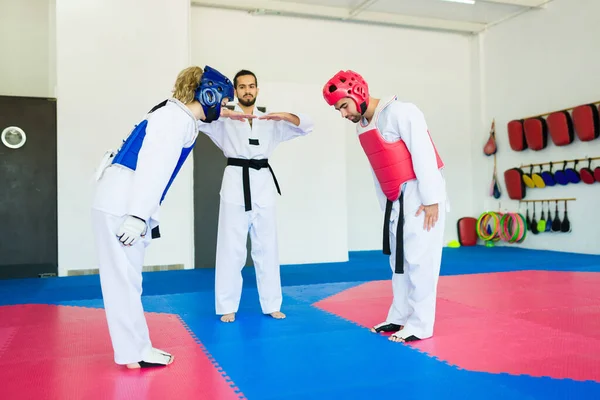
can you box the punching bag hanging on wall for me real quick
[484,119,497,156]
[485,119,500,199]
[490,154,501,199]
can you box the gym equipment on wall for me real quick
[519,198,575,234]
[507,119,527,151]
[580,158,596,184]
[523,117,548,150]
[553,161,569,186]
[485,119,501,199]
[547,110,575,146]
[476,211,527,244]
[572,103,600,142]
[551,201,562,232]
[540,162,556,186]
[508,100,600,152]
[560,200,571,233]
[490,151,501,199]
[515,156,600,187]
[484,119,497,156]
[504,168,526,200]
[457,217,478,246]
[564,161,581,184]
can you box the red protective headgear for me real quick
[322,70,369,114]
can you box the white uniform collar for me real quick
[167,97,198,122]
[359,95,397,129]
[234,102,264,117]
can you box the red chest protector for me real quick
[357,96,444,201]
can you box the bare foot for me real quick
[389,331,421,343]
[220,313,235,323]
[269,311,286,319]
[389,335,405,343]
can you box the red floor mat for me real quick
[314,271,600,382]
[0,304,245,400]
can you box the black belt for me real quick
[382,192,404,274]
[226,158,281,211]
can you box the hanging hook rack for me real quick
[520,156,600,168]
[519,198,576,203]
[519,101,600,120]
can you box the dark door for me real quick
[193,106,266,269]
[192,132,228,268]
[0,96,58,279]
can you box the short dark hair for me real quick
[234,69,257,88]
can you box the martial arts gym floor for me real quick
[1,247,600,400]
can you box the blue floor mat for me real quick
[1,246,600,399]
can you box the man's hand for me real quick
[116,215,147,246]
[259,112,300,125]
[220,107,256,122]
[415,203,439,232]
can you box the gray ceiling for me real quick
[191,0,553,34]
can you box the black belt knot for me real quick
[226,158,281,211]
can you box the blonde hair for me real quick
[172,66,203,104]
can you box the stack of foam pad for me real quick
[507,103,599,151]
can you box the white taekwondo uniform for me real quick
[197,104,313,315]
[360,96,449,341]
[92,98,198,364]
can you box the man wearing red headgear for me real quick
[323,70,448,343]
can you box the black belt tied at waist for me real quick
[226,158,281,212]
[382,192,404,274]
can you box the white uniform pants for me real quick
[214,200,282,315]
[92,209,153,365]
[385,194,446,340]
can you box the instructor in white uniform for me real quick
[92,65,235,368]
[323,70,448,343]
[197,70,314,323]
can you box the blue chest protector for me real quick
[111,101,196,204]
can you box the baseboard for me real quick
[67,264,185,276]
[0,263,57,280]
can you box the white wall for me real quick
[477,0,600,254]
[342,25,474,251]
[56,0,193,274]
[11,0,596,275]
[0,0,55,97]
[191,7,474,259]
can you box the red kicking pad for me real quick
[457,217,477,246]
[314,271,600,382]
[0,304,246,400]
[547,111,575,146]
[507,119,527,151]
[572,103,599,142]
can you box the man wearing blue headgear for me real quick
[91,65,239,369]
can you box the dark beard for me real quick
[238,96,256,107]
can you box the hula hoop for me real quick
[477,211,527,244]
[477,212,502,241]
[500,213,525,243]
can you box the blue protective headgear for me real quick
[195,65,234,122]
